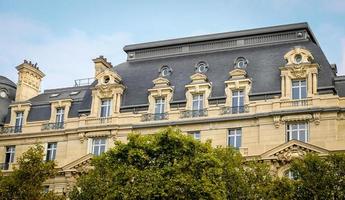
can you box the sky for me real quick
[0,0,344,90]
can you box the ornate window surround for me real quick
[147,77,173,113]
[280,47,319,100]
[9,102,31,127]
[49,99,72,123]
[185,73,212,110]
[224,68,251,107]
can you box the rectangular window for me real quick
[15,112,23,133]
[5,146,15,164]
[228,128,242,149]
[46,142,57,161]
[287,123,308,142]
[232,90,244,113]
[100,99,111,118]
[92,138,106,156]
[188,131,201,141]
[55,108,64,128]
[292,80,307,100]
[154,98,165,120]
[192,94,204,111]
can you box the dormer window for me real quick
[195,61,208,73]
[55,108,64,129]
[0,89,8,98]
[100,99,111,118]
[292,80,307,100]
[294,54,303,64]
[103,76,110,84]
[15,112,23,133]
[234,57,248,69]
[160,66,172,77]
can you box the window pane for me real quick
[301,86,307,99]
[236,135,242,148]
[229,137,235,147]
[292,88,299,99]
[291,131,298,140]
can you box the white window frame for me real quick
[55,108,64,123]
[5,146,15,163]
[154,98,165,114]
[232,90,244,107]
[227,128,242,148]
[192,94,204,111]
[46,142,57,161]
[15,111,24,130]
[188,131,201,141]
[91,138,107,156]
[100,99,112,118]
[292,79,307,100]
[286,122,308,142]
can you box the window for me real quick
[0,89,8,98]
[192,94,204,111]
[292,80,307,100]
[160,66,172,77]
[232,90,244,113]
[55,108,64,128]
[234,57,248,69]
[92,138,106,156]
[188,131,201,141]
[154,98,165,120]
[228,128,242,148]
[100,99,111,118]
[195,61,208,73]
[4,146,15,170]
[15,112,23,133]
[294,54,302,64]
[46,142,57,161]
[287,123,308,142]
[284,170,298,180]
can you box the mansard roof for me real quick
[4,22,344,122]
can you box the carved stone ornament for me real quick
[273,116,281,128]
[274,145,310,162]
[229,68,247,79]
[313,112,321,125]
[290,65,307,78]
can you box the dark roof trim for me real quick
[124,23,317,52]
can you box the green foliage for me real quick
[0,144,64,200]
[70,127,273,200]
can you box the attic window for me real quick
[103,76,110,84]
[0,89,8,98]
[69,91,80,96]
[160,66,172,77]
[49,93,60,98]
[234,57,248,69]
[195,61,208,73]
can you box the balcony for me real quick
[41,122,64,131]
[0,163,9,170]
[0,126,22,134]
[180,109,208,118]
[220,105,249,115]
[280,99,312,108]
[85,117,114,126]
[141,113,168,122]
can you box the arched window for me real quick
[195,61,209,73]
[234,57,248,69]
[160,66,172,77]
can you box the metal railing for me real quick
[74,77,94,86]
[141,113,168,122]
[41,122,64,131]
[220,105,249,115]
[85,117,113,125]
[0,163,9,170]
[0,126,22,134]
[280,99,312,108]
[180,109,208,118]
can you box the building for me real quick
[0,22,345,194]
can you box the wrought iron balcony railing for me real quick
[141,113,168,122]
[0,163,9,170]
[220,105,249,115]
[41,122,64,131]
[0,126,22,134]
[180,109,208,118]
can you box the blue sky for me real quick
[0,0,344,89]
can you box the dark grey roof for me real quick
[335,76,345,97]
[124,22,318,52]
[116,40,335,106]
[0,76,16,88]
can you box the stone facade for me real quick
[0,23,345,195]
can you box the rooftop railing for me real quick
[141,113,168,122]
[180,109,208,118]
[74,77,94,87]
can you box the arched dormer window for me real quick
[234,57,248,69]
[159,66,172,77]
[195,61,209,73]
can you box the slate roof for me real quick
[0,76,16,88]
[0,76,16,125]
[2,22,344,123]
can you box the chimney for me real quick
[92,55,113,77]
[15,60,45,102]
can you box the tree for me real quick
[69,127,273,200]
[0,144,64,200]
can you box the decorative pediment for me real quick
[229,68,247,79]
[284,47,314,65]
[96,69,122,85]
[261,140,329,162]
[152,77,170,88]
[62,154,94,173]
[190,73,208,84]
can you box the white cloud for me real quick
[0,14,132,90]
